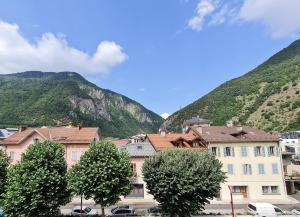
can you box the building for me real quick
[146,124,288,203]
[279,131,300,194]
[182,117,210,133]
[116,142,156,204]
[0,128,18,140]
[1,125,100,167]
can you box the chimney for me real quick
[159,128,166,137]
[197,126,203,134]
[19,125,28,132]
[78,122,83,130]
[226,120,234,127]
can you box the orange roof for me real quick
[2,127,99,145]
[147,131,199,151]
[111,139,129,146]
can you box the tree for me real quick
[142,149,226,217]
[68,141,133,217]
[0,150,9,204]
[2,141,71,217]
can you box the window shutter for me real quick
[242,164,246,175]
[267,146,270,157]
[223,147,227,157]
[262,146,266,157]
[217,147,221,157]
[249,164,252,175]
[244,147,248,157]
[232,147,235,157]
[254,147,257,157]
[275,146,280,157]
[240,147,243,157]
[208,147,212,154]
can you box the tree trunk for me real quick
[101,206,105,217]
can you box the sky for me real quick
[0,0,300,118]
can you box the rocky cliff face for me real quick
[0,71,163,138]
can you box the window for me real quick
[227,164,234,175]
[258,164,265,175]
[241,146,248,157]
[225,147,231,156]
[192,141,199,147]
[271,186,279,193]
[224,147,235,157]
[131,163,137,177]
[71,151,77,161]
[262,186,269,193]
[126,184,144,198]
[242,164,252,175]
[9,151,15,161]
[272,163,279,174]
[34,138,39,144]
[255,146,265,157]
[211,147,217,155]
[137,145,143,150]
[268,146,275,156]
[262,186,279,194]
[232,186,247,194]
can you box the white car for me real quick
[292,208,300,215]
[248,203,285,216]
[71,206,97,216]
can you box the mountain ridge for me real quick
[0,71,163,138]
[164,40,300,132]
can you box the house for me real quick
[1,125,100,167]
[279,131,300,194]
[116,142,156,204]
[145,123,288,203]
[0,128,18,141]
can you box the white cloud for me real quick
[187,0,300,38]
[161,113,170,119]
[238,0,300,38]
[138,87,146,92]
[187,0,216,31]
[0,21,128,74]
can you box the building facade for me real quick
[146,125,288,203]
[1,125,100,167]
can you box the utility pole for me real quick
[80,194,83,217]
[228,185,235,217]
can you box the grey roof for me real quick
[0,129,16,139]
[183,117,210,126]
[119,142,156,157]
[281,131,300,139]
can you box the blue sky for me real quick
[0,0,299,118]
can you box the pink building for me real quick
[1,125,100,167]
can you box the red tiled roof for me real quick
[2,127,99,145]
[147,131,199,151]
[111,139,130,146]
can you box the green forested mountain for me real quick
[0,71,163,138]
[164,40,300,133]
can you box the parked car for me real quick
[0,210,5,217]
[108,205,135,217]
[292,208,300,215]
[71,206,97,216]
[248,203,284,217]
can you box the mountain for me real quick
[0,71,163,138]
[164,40,300,133]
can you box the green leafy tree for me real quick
[68,141,133,217]
[143,149,226,217]
[2,141,71,217]
[0,150,9,204]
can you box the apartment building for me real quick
[146,124,288,203]
[1,125,100,167]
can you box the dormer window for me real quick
[192,141,199,147]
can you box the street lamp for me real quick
[228,185,235,217]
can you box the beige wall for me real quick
[209,142,287,202]
[121,157,155,204]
